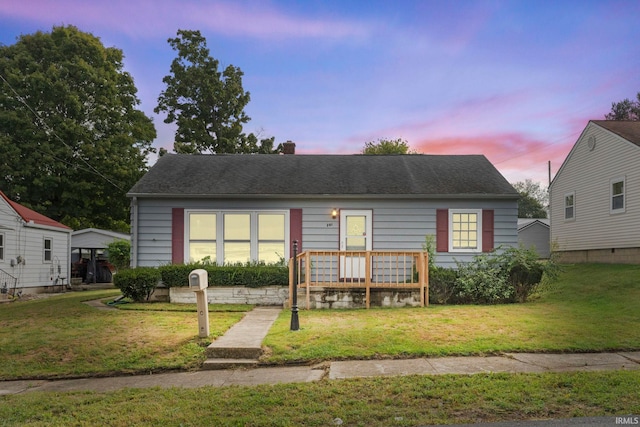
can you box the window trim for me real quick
[43,237,53,263]
[448,209,482,253]
[184,210,290,265]
[0,232,4,262]
[564,192,575,221]
[610,177,625,214]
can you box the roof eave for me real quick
[127,192,519,200]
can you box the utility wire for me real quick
[0,72,126,192]
[492,129,582,167]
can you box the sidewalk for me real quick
[2,305,639,395]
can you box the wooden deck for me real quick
[289,251,429,309]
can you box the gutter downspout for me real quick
[131,197,138,268]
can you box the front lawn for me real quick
[263,264,640,363]
[0,264,638,380]
[1,264,640,426]
[0,291,250,380]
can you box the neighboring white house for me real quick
[517,219,550,258]
[0,191,72,294]
[550,120,640,264]
[71,228,130,283]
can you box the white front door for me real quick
[339,210,372,280]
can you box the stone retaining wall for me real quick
[168,286,425,308]
[170,286,288,305]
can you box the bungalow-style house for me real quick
[0,191,72,295]
[128,149,519,307]
[517,218,550,259]
[550,120,640,264]
[128,149,518,269]
[71,228,130,284]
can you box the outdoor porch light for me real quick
[331,208,338,219]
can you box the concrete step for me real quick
[202,358,259,370]
[206,345,263,360]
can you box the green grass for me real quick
[1,264,640,425]
[263,264,640,363]
[1,264,639,380]
[0,290,250,379]
[113,301,253,312]
[1,370,639,426]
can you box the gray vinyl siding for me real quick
[132,197,517,269]
[550,123,640,251]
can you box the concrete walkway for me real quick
[2,304,640,395]
[203,306,281,369]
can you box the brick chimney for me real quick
[282,140,296,155]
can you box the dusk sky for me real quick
[1,0,639,186]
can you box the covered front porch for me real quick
[289,250,429,309]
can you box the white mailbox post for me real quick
[189,269,210,338]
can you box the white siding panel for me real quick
[551,123,640,251]
[0,197,71,291]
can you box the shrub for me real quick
[422,234,437,271]
[158,263,289,288]
[107,239,131,271]
[500,246,545,302]
[451,246,559,305]
[428,267,458,304]
[455,253,514,304]
[114,267,161,302]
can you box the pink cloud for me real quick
[0,1,370,41]
[412,131,577,184]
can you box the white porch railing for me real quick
[289,251,429,309]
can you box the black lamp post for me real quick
[290,240,300,331]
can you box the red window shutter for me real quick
[436,209,448,252]
[482,209,494,252]
[172,208,184,264]
[290,208,303,256]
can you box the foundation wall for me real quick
[555,248,640,264]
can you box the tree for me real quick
[0,26,156,231]
[605,92,640,120]
[512,180,548,218]
[156,29,278,154]
[361,138,417,154]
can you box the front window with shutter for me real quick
[448,209,482,253]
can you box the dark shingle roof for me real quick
[592,120,640,147]
[128,154,518,198]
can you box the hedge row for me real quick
[158,264,289,288]
[114,263,289,301]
